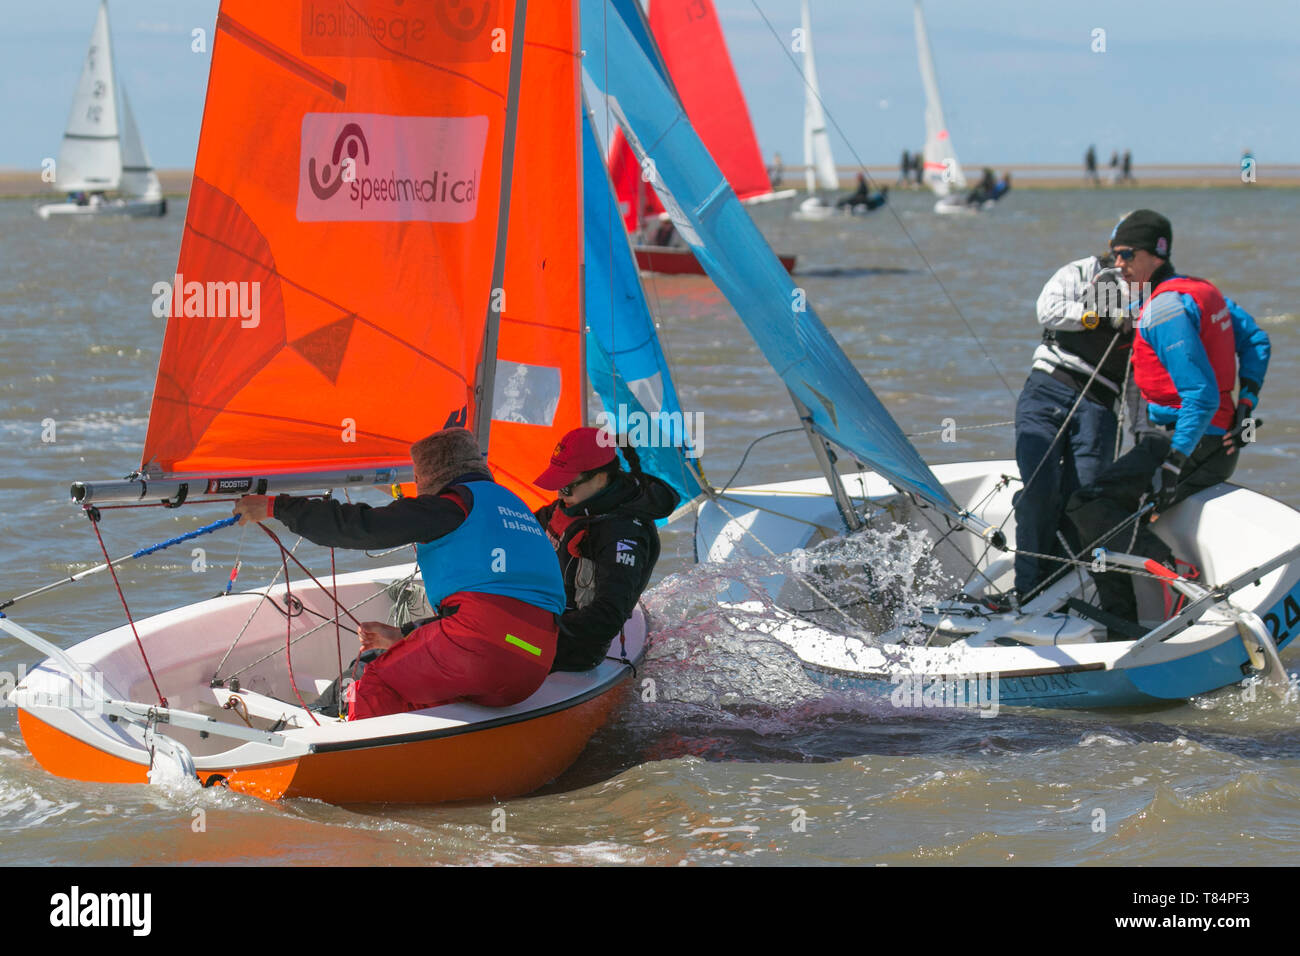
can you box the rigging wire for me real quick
[85,508,166,707]
[747,0,1018,401]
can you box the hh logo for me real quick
[615,540,636,567]
[298,113,488,223]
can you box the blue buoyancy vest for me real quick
[416,480,565,614]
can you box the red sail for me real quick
[609,126,664,233]
[648,0,771,201]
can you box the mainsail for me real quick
[583,0,961,517]
[583,106,704,508]
[800,0,839,194]
[140,0,581,511]
[55,0,121,192]
[914,0,965,195]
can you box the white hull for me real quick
[793,194,884,221]
[36,196,166,219]
[933,194,981,215]
[8,563,644,801]
[696,461,1299,708]
[741,188,799,223]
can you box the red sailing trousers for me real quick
[348,591,559,720]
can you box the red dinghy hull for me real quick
[635,246,796,276]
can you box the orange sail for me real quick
[488,3,583,508]
[142,0,580,508]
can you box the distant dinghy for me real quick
[37,1,166,220]
[913,0,975,215]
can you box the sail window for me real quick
[491,361,561,426]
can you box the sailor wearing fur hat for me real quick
[232,426,565,719]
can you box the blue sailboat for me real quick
[581,0,1299,709]
[582,105,704,514]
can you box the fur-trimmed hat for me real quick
[410,427,490,494]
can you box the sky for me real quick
[2,0,1297,171]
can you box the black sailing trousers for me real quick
[1065,430,1237,624]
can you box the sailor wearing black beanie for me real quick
[1064,211,1271,635]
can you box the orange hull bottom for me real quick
[18,683,626,804]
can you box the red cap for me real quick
[534,427,618,490]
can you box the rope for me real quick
[907,420,1014,439]
[1002,333,1123,538]
[331,545,343,702]
[749,0,1018,402]
[255,524,364,629]
[86,510,166,707]
[223,576,412,679]
[268,539,319,726]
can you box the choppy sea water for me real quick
[0,187,1297,866]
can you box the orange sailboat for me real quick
[5,0,645,804]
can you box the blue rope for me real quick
[130,516,240,559]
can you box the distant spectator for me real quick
[769,151,784,189]
[1085,145,1099,185]
[899,149,911,185]
[1121,150,1134,183]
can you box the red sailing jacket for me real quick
[1133,276,1238,431]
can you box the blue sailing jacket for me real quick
[416,481,565,615]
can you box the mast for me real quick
[473,0,531,451]
[790,391,862,533]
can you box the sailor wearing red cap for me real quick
[233,427,565,719]
[1065,211,1270,633]
[532,427,679,671]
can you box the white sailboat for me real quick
[793,0,884,221]
[584,1,1299,712]
[37,1,166,219]
[7,0,649,804]
[793,0,843,220]
[913,0,973,215]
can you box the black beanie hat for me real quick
[1110,209,1172,259]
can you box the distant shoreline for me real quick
[0,168,193,200]
[2,164,1296,198]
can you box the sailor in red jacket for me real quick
[1066,210,1270,634]
[233,427,566,719]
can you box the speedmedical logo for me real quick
[297,113,488,223]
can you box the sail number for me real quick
[86,104,102,124]
[1262,593,1300,645]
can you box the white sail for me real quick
[800,0,839,193]
[118,86,162,201]
[55,1,121,192]
[913,0,964,196]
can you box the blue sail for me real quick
[580,0,960,516]
[583,106,704,509]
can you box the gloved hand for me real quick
[1149,450,1188,513]
[1223,400,1257,455]
[1083,267,1128,329]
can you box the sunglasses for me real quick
[1112,247,1138,261]
[559,472,597,496]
